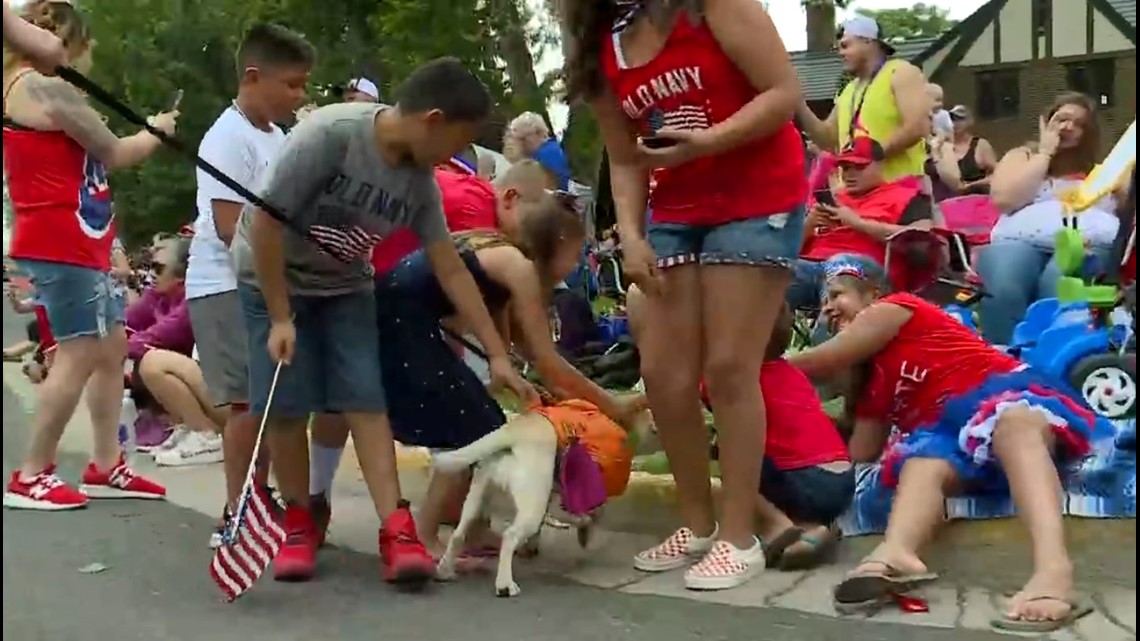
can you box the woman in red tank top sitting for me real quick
[2,1,178,512]
[564,0,806,590]
[788,254,1112,632]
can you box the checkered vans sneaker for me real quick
[633,526,717,573]
[684,538,766,591]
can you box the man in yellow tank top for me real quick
[796,16,930,183]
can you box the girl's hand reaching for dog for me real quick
[609,393,650,426]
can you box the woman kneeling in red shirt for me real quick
[789,254,1113,633]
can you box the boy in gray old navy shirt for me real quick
[230,58,534,586]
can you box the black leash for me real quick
[55,66,338,258]
[57,67,498,362]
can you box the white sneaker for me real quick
[152,426,191,454]
[154,431,223,467]
[683,538,766,591]
[633,525,718,572]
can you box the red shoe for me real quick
[274,504,317,582]
[379,499,434,589]
[3,466,88,511]
[80,455,166,500]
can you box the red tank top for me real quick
[857,293,1021,432]
[3,76,115,271]
[601,15,805,225]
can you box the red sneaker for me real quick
[274,504,317,582]
[3,466,88,511]
[80,455,166,500]
[379,499,434,589]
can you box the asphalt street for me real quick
[1,307,1016,641]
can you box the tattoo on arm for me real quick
[23,74,119,159]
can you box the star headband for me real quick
[824,259,868,282]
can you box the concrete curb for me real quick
[391,443,1136,546]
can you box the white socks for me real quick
[309,444,345,497]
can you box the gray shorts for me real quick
[187,290,249,406]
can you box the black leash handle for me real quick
[55,66,338,259]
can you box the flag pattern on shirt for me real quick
[308,225,382,262]
[209,483,285,602]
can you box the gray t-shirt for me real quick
[231,102,449,296]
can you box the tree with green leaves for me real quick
[857,3,958,41]
[72,0,560,247]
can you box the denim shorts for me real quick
[238,283,386,420]
[647,207,806,270]
[15,259,125,342]
[760,459,855,525]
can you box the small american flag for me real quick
[209,483,286,601]
[308,224,381,262]
[209,361,286,602]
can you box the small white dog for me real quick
[432,409,655,597]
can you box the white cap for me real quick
[840,15,895,54]
[345,78,380,101]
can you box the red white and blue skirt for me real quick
[879,367,1115,491]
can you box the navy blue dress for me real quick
[375,233,512,449]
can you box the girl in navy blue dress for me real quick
[375,192,647,553]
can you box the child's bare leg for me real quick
[267,420,312,506]
[990,406,1074,623]
[418,469,471,555]
[856,457,956,576]
[754,494,797,541]
[343,412,402,520]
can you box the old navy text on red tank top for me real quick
[3,126,115,271]
[601,16,805,226]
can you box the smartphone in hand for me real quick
[641,136,678,150]
[813,189,837,208]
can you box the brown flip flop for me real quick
[833,560,939,614]
[991,595,1094,633]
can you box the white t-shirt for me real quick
[991,177,1120,250]
[186,106,286,299]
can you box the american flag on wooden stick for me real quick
[209,362,286,601]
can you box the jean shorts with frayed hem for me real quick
[647,206,806,270]
[15,259,125,342]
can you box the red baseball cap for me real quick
[837,136,886,167]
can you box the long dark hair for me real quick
[563,0,702,101]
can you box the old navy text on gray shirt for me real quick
[231,102,449,296]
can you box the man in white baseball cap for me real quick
[342,77,380,103]
[796,14,931,185]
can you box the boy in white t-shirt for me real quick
[184,23,313,547]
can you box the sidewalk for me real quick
[4,363,1135,640]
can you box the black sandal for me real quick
[779,526,840,571]
[761,527,803,569]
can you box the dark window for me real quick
[1032,0,1051,38]
[975,70,1021,119]
[1066,59,1116,107]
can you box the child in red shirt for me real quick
[701,306,853,571]
[789,254,1112,632]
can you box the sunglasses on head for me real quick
[546,189,582,214]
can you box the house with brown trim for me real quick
[792,0,1136,153]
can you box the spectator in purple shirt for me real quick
[126,238,225,463]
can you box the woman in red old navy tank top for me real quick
[788,254,1112,631]
[2,1,175,512]
[564,0,805,590]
